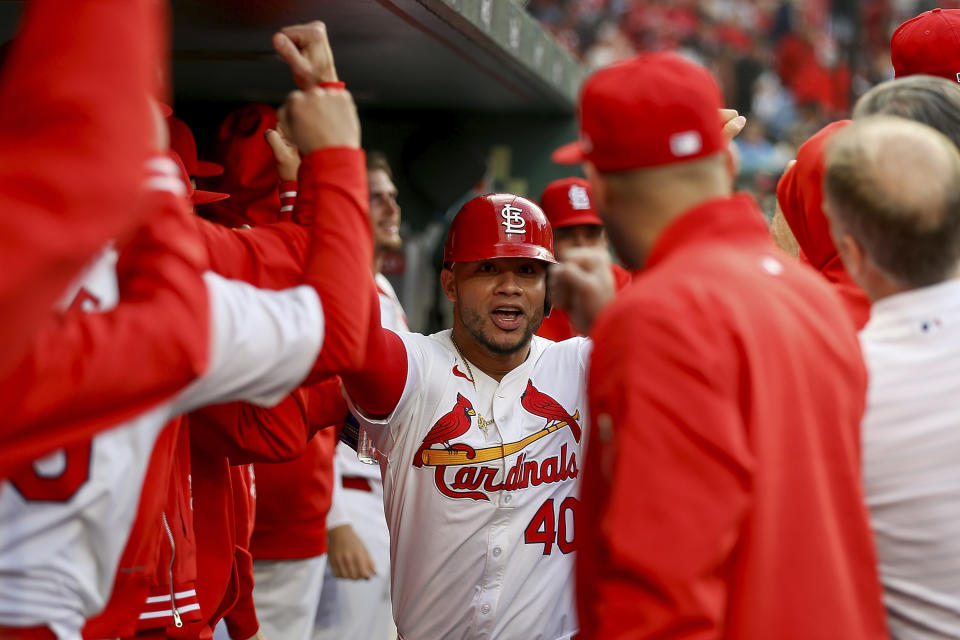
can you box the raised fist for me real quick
[277,88,361,154]
[273,21,338,90]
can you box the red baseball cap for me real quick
[168,116,225,178]
[539,177,602,228]
[892,8,960,82]
[776,120,850,271]
[553,52,725,172]
[170,151,229,206]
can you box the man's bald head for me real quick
[824,115,960,288]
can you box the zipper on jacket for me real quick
[161,511,184,628]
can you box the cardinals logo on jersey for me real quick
[412,393,477,468]
[414,381,581,501]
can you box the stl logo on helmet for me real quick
[501,203,527,235]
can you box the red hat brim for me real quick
[551,211,604,228]
[192,190,230,206]
[192,160,225,177]
[552,141,587,165]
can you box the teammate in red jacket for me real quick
[552,52,888,639]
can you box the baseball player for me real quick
[314,151,405,640]
[338,191,589,640]
[553,52,887,639]
[0,0,159,389]
[535,177,630,341]
[0,62,376,640]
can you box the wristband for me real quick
[318,81,346,90]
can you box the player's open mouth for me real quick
[491,306,524,331]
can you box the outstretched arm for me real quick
[0,156,211,475]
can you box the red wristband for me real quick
[318,81,346,89]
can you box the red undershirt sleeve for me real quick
[339,286,408,418]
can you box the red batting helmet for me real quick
[443,193,557,268]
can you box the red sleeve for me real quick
[304,377,350,433]
[578,299,753,640]
[278,179,298,221]
[188,389,311,465]
[296,149,376,378]
[0,0,160,377]
[0,170,210,476]
[611,263,632,290]
[339,286,408,417]
[195,218,310,289]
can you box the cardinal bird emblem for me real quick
[413,393,478,468]
[521,380,582,442]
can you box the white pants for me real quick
[314,487,394,640]
[251,555,327,640]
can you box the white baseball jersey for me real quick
[0,176,325,638]
[349,330,589,640]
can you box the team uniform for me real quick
[0,147,374,639]
[342,194,586,640]
[315,273,407,640]
[353,331,588,640]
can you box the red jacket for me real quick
[251,381,349,561]
[578,194,887,639]
[222,465,259,640]
[0,0,160,378]
[536,263,631,341]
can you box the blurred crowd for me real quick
[529,0,960,213]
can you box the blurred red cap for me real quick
[776,120,850,270]
[553,52,725,172]
[168,116,224,178]
[170,151,229,206]
[204,104,283,228]
[892,8,960,82]
[539,177,602,228]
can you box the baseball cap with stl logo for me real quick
[891,8,960,82]
[553,52,725,172]
[539,177,603,228]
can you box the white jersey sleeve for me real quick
[173,271,324,413]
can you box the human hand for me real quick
[273,21,338,90]
[277,88,360,154]
[264,126,300,181]
[549,247,616,334]
[328,524,377,580]
[720,108,747,142]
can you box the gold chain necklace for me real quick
[450,335,495,438]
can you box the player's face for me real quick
[369,169,402,252]
[445,258,547,356]
[553,224,606,256]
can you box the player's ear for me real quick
[440,267,457,303]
